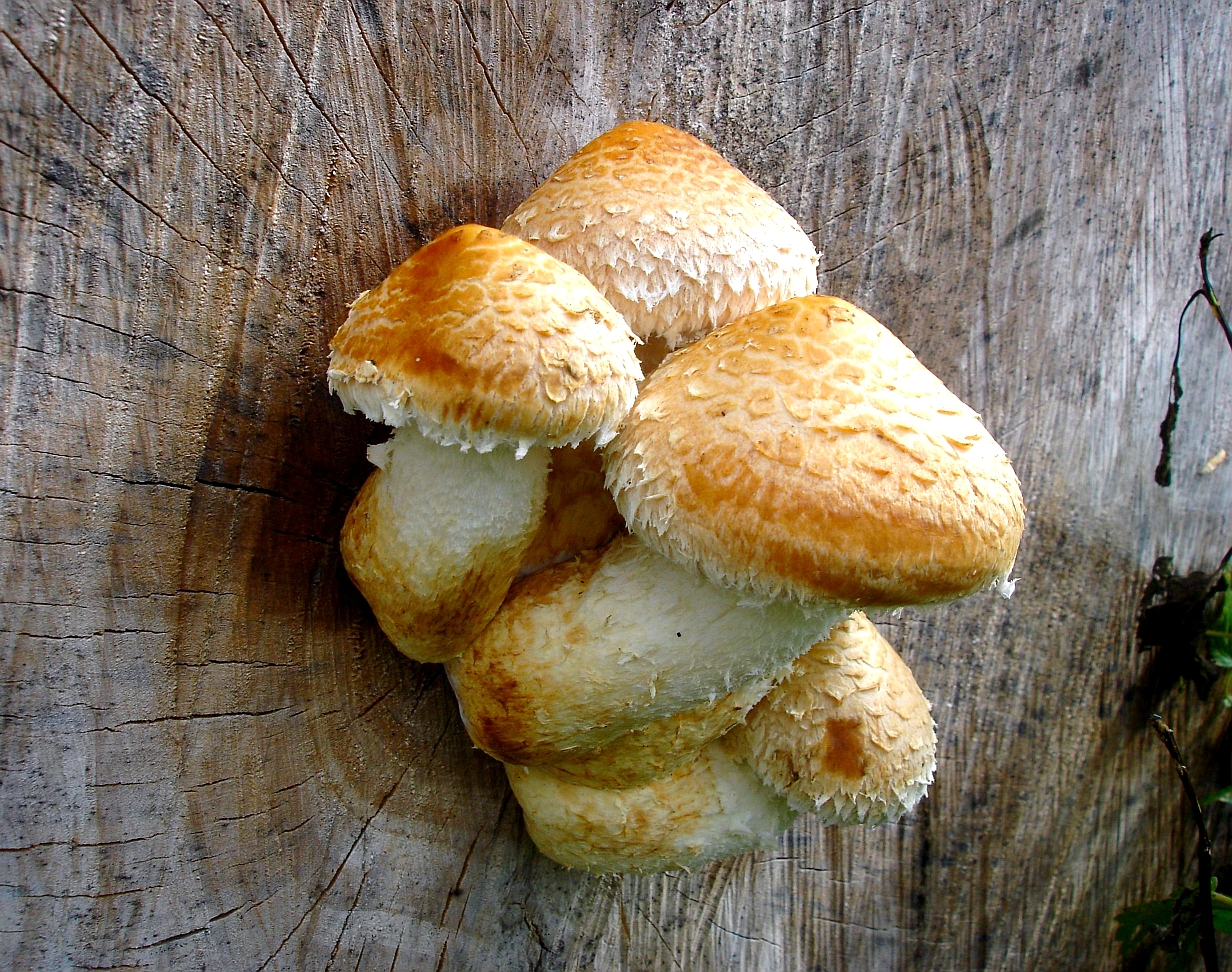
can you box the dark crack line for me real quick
[496,0,571,149]
[187,0,320,212]
[634,902,684,971]
[437,830,481,925]
[70,3,257,204]
[0,133,37,159]
[452,0,534,172]
[257,762,411,971]
[0,29,111,141]
[325,867,369,970]
[347,683,397,728]
[251,0,364,170]
[131,904,243,950]
[0,205,202,294]
[193,477,290,502]
[677,0,739,29]
[93,470,193,492]
[92,706,304,731]
[343,0,434,159]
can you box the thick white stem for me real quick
[505,739,796,874]
[340,425,548,662]
[446,535,844,764]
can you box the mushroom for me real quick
[726,612,937,826]
[502,120,820,371]
[446,536,841,769]
[505,737,795,874]
[448,294,1022,776]
[605,294,1025,607]
[329,225,641,662]
[507,613,935,872]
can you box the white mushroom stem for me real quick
[340,424,548,663]
[505,739,796,874]
[538,671,782,788]
[445,534,845,766]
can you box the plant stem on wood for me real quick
[1216,544,1232,584]
[1150,714,1219,972]
[1156,229,1232,487]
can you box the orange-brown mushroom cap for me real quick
[604,295,1025,608]
[727,612,937,826]
[503,122,819,350]
[328,224,641,453]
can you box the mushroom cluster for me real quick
[328,122,1025,873]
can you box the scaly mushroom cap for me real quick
[328,224,641,454]
[506,739,796,873]
[604,295,1025,608]
[502,122,818,350]
[727,613,936,826]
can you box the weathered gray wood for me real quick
[2,0,1231,968]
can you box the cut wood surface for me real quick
[2,0,1231,968]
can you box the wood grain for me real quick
[2,0,1231,968]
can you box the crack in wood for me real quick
[256,762,411,971]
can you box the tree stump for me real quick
[2,1,1231,968]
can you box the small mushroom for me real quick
[726,612,937,826]
[505,738,795,874]
[503,121,820,364]
[329,225,641,662]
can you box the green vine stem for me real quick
[1151,714,1219,972]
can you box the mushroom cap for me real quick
[502,121,819,349]
[604,295,1025,608]
[328,224,642,454]
[726,612,936,826]
[505,740,796,874]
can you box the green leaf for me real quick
[1115,883,1218,967]
[1201,785,1232,807]
[1208,570,1232,656]
[1116,894,1183,957]
[1212,904,1232,935]
[1212,569,1232,645]
[1165,926,1200,972]
[1208,888,1232,934]
[1210,641,1232,667]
